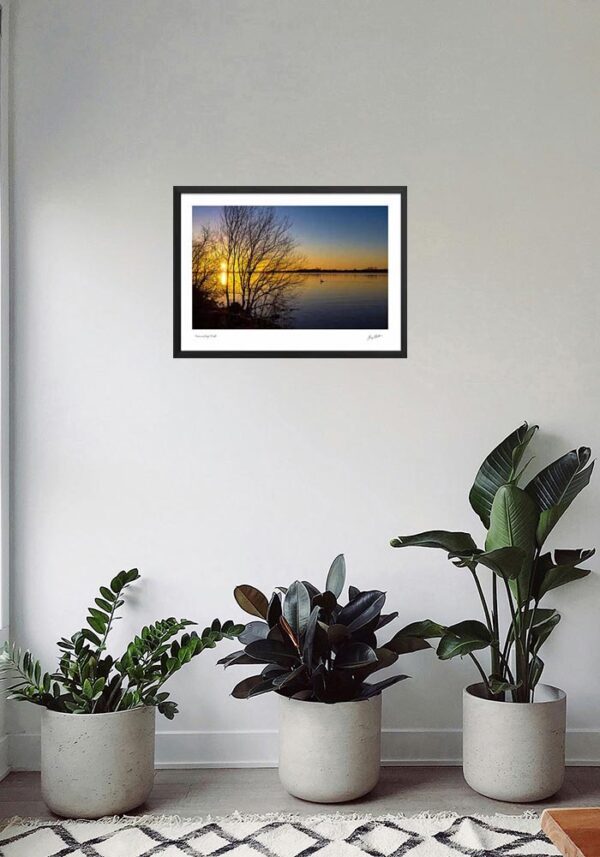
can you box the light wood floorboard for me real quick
[0,767,598,820]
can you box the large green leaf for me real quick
[526,447,593,509]
[530,612,561,654]
[436,620,491,660]
[526,448,594,545]
[390,531,477,554]
[537,549,594,599]
[469,423,538,528]
[325,554,346,598]
[283,581,311,636]
[394,619,447,638]
[455,546,526,581]
[234,585,269,620]
[485,485,538,554]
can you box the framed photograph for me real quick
[173,186,406,357]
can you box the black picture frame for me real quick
[173,186,407,358]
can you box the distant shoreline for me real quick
[290,268,388,274]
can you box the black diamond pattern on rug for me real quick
[0,814,560,857]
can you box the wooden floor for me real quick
[0,767,599,820]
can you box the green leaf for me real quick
[529,655,544,690]
[526,447,593,510]
[283,581,311,636]
[526,447,594,545]
[485,485,538,554]
[82,678,93,698]
[94,598,113,613]
[100,586,115,602]
[457,546,526,581]
[394,619,446,639]
[87,616,106,635]
[384,632,431,655]
[234,585,269,619]
[488,678,522,696]
[325,554,346,598]
[436,620,491,660]
[469,422,538,528]
[537,549,594,599]
[531,612,561,654]
[390,531,477,554]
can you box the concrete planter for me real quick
[278,694,381,803]
[41,706,155,818]
[463,682,566,802]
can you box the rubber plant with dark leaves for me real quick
[390,423,594,703]
[219,555,432,702]
[0,569,244,719]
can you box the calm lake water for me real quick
[289,272,388,329]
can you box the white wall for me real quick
[8,0,600,768]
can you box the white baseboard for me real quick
[9,729,600,770]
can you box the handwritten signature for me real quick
[194,334,218,339]
[367,334,383,341]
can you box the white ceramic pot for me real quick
[463,682,566,802]
[41,706,156,818]
[278,694,381,803]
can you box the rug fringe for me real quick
[0,810,540,831]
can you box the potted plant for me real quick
[220,554,431,802]
[0,568,243,818]
[391,423,594,802]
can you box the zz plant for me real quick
[0,568,243,719]
[391,423,594,702]
[220,555,432,702]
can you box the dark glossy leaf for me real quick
[376,612,398,630]
[238,621,269,645]
[266,592,282,627]
[231,675,268,699]
[245,639,298,667]
[356,647,399,678]
[327,623,351,646]
[273,665,307,690]
[302,607,319,667]
[436,620,491,660]
[359,674,410,698]
[302,581,320,600]
[395,619,446,639]
[325,554,346,598]
[526,447,593,510]
[385,631,431,654]
[469,422,537,528]
[390,531,477,554]
[283,581,311,636]
[234,585,269,619]
[313,591,337,613]
[527,448,594,545]
[217,650,260,668]
[348,585,361,600]
[335,642,377,669]
[337,590,385,632]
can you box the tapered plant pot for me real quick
[278,694,381,803]
[463,683,566,802]
[41,706,156,818]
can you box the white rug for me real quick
[0,812,559,856]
